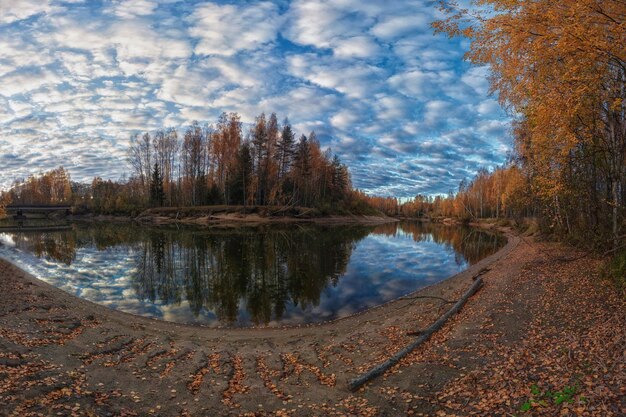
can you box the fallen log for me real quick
[348,277,484,391]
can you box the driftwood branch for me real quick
[348,277,484,392]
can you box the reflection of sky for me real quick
[270,232,467,326]
[0,225,494,327]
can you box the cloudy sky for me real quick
[0,0,511,197]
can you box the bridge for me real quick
[5,205,73,219]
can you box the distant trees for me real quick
[365,164,532,221]
[0,192,11,217]
[5,167,72,206]
[122,111,353,211]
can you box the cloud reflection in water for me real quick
[0,222,505,327]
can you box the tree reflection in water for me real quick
[1,221,505,326]
[132,226,369,325]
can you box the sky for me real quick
[0,0,511,197]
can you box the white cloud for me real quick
[158,64,225,107]
[106,0,159,19]
[461,66,491,95]
[330,109,360,130]
[388,69,454,100]
[0,69,61,97]
[0,0,55,24]
[190,2,281,56]
[371,14,431,40]
[333,36,381,59]
[288,54,385,99]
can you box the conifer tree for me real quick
[150,163,165,207]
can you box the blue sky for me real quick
[0,0,511,197]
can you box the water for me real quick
[0,221,505,327]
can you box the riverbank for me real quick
[0,228,624,416]
[71,205,397,227]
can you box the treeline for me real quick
[3,167,73,206]
[433,0,625,249]
[3,112,363,216]
[366,165,530,221]
[126,112,352,210]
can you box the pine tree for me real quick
[150,163,165,207]
[276,118,295,181]
[229,142,253,206]
[293,135,311,206]
[331,155,349,202]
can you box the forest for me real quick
[367,1,626,253]
[434,0,625,251]
[0,112,366,216]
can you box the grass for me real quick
[519,383,584,413]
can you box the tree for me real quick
[129,132,152,200]
[0,192,11,218]
[330,155,350,202]
[153,128,179,206]
[181,122,209,206]
[436,0,626,247]
[229,141,253,207]
[150,163,165,207]
[251,113,269,205]
[277,118,295,183]
[211,112,242,203]
[264,113,280,205]
[293,135,312,206]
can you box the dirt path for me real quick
[0,230,624,416]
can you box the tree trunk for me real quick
[613,180,619,250]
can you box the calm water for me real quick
[0,221,505,327]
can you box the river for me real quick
[0,221,505,327]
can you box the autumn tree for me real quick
[181,122,210,206]
[153,128,179,206]
[436,0,626,247]
[211,112,242,203]
[0,191,12,218]
[7,167,72,205]
[129,132,153,200]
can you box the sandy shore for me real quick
[0,227,624,416]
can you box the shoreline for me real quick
[69,208,398,227]
[0,225,514,333]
